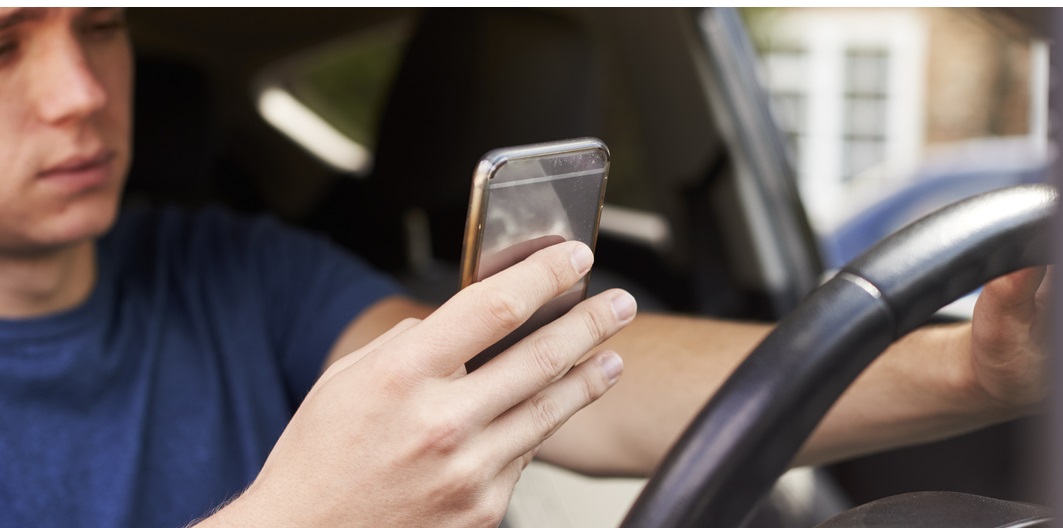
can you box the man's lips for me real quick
[39,150,115,178]
[37,150,116,193]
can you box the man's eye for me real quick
[89,20,125,34]
[95,19,125,31]
[0,39,18,64]
[83,12,127,39]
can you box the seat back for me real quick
[305,8,604,288]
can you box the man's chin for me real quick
[48,205,120,247]
[0,202,121,257]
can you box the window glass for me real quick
[744,7,1048,271]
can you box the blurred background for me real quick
[241,7,1049,273]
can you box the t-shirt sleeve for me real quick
[235,212,404,403]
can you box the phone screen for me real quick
[463,141,609,371]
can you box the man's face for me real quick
[0,7,131,255]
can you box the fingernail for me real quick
[600,352,624,384]
[611,291,637,322]
[571,243,594,274]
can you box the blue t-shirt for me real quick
[0,207,402,527]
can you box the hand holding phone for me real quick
[460,138,610,371]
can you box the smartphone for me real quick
[460,137,610,372]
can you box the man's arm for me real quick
[538,267,1048,475]
[321,265,1047,478]
[322,295,436,369]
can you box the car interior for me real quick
[124,7,1053,527]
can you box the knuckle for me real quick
[318,359,345,381]
[478,488,512,527]
[378,357,420,392]
[544,252,574,293]
[579,302,612,343]
[579,367,608,403]
[418,410,467,456]
[469,496,506,528]
[438,459,498,520]
[478,288,527,331]
[429,448,513,527]
[528,337,569,381]
[445,457,485,495]
[528,392,562,437]
[397,316,423,327]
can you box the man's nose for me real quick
[33,35,108,125]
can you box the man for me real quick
[0,7,1049,528]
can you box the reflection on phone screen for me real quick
[466,148,607,371]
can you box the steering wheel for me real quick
[620,184,1058,528]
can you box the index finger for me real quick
[388,240,595,378]
[476,234,567,280]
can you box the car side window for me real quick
[744,7,1049,272]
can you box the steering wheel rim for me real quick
[620,183,1058,528]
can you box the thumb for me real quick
[973,267,1046,349]
[969,266,1049,409]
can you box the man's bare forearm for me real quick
[538,312,769,476]
[540,307,1032,475]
